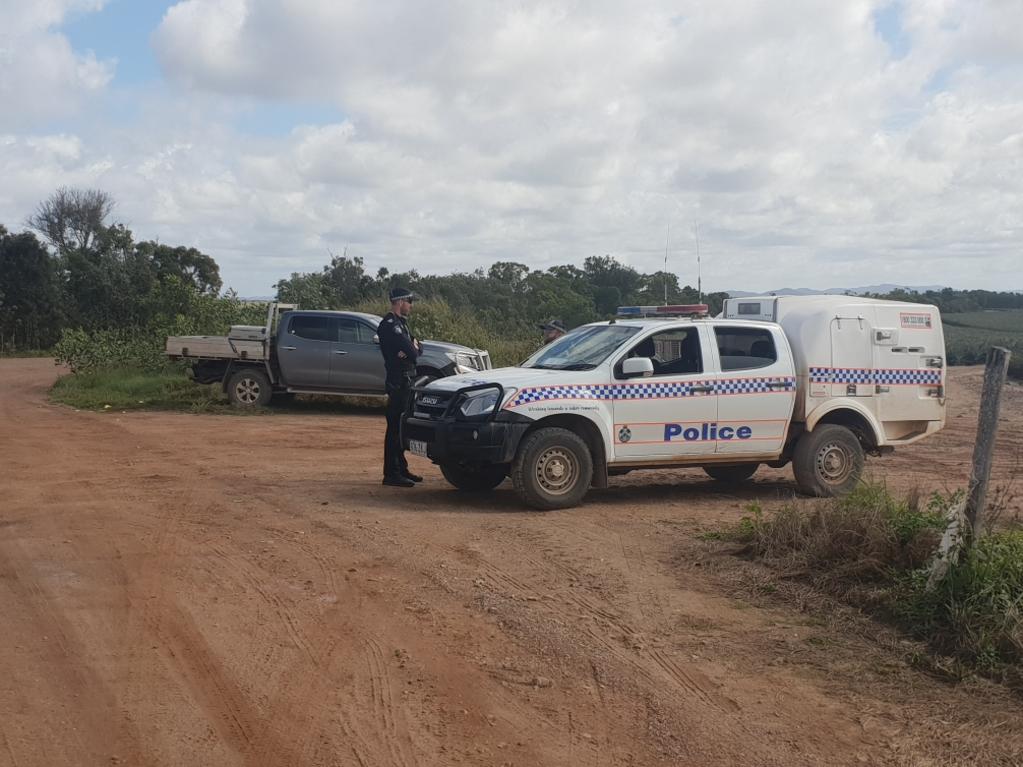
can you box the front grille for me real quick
[413,390,455,420]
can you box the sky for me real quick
[1,0,1021,297]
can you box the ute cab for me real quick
[404,298,946,510]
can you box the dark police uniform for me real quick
[378,290,419,483]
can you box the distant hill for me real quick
[726,284,948,298]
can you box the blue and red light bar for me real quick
[616,304,709,318]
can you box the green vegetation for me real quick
[49,365,391,414]
[50,366,225,412]
[4,185,1022,402]
[716,484,1023,682]
[943,310,1023,379]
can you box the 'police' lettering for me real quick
[663,423,754,442]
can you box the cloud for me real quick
[1,0,1021,295]
[0,1,115,129]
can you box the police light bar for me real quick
[616,304,709,318]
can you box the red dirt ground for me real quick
[1,358,1021,766]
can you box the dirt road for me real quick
[1,358,1020,767]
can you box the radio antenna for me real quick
[694,222,702,303]
[663,222,670,305]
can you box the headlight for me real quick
[447,351,479,370]
[458,389,500,418]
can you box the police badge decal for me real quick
[618,426,632,443]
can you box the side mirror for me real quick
[622,357,654,378]
[372,334,380,344]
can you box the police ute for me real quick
[403,296,946,510]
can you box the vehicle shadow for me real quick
[269,394,387,416]
[329,475,805,515]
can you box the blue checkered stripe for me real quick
[810,367,941,386]
[509,377,796,407]
[716,377,796,395]
[511,384,615,405]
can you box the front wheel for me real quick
[792,424,864,497]
[439,462,507,492]
[226,368,273,408]
[511,427,593,511]
[704,463,759,483]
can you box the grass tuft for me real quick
[50,366,226,412]
[713,483,1023,682]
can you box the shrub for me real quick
[54,288,267,373]
[724,483,946,585]
[718,484,1023,679]
[894,532,1023,674]
[353,297,537,367]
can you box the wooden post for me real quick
[965,346,1012,538]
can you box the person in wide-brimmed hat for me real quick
[538,318,567,346]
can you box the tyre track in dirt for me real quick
[4,358,1023,767]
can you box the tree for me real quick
[0,228,62,349]
[274,271,335,308]
[134,241,222,295]
[27,187,115,258]
[583,255,642,314]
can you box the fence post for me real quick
[965,346,1012,538]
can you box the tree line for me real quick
[0,188,222,352]
[274,253,730,337]
[3,186,1021,359]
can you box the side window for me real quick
[714,327,777,371]
[289,315,336,342]
[337,319,360,344]
[616,328,703,377]
[357,323,378,344]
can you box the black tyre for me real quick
[511,427,593,511]
[226,368,273,408]
[703,463,759,483]
[439,462,507,492]
[792,424,864,497]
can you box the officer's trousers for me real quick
[383,379,411,478]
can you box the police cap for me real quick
[538,318,566,333]
[389,287,415,302]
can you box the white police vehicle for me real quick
[404,296,946,510]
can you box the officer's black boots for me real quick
[402,469,423,483]
[383,475,416,488]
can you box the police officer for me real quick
[378,287,423,487]
[538,318,567,346]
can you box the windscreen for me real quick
[521,325,641,371]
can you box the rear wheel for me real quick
[511,427,593,510]
[792,424,864,496]
[703,463,759,483]
[226,368,273,408]
[439,462,507,492]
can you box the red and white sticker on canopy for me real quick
[900,312,933,330]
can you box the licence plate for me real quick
[409,439,429,458]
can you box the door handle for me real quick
[281,346,297,351]
[768,382,790,390]
[334,350,348,355]
[690,384,714,393]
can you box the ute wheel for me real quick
[226,368,273,408]
[439,462,507,492]
[704,463,759,483]
[792,424,864,497]
[511,427,593,511]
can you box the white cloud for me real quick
[1,0,1021,295]
[0,0,115,129]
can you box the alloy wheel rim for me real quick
[236,379,260,404]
